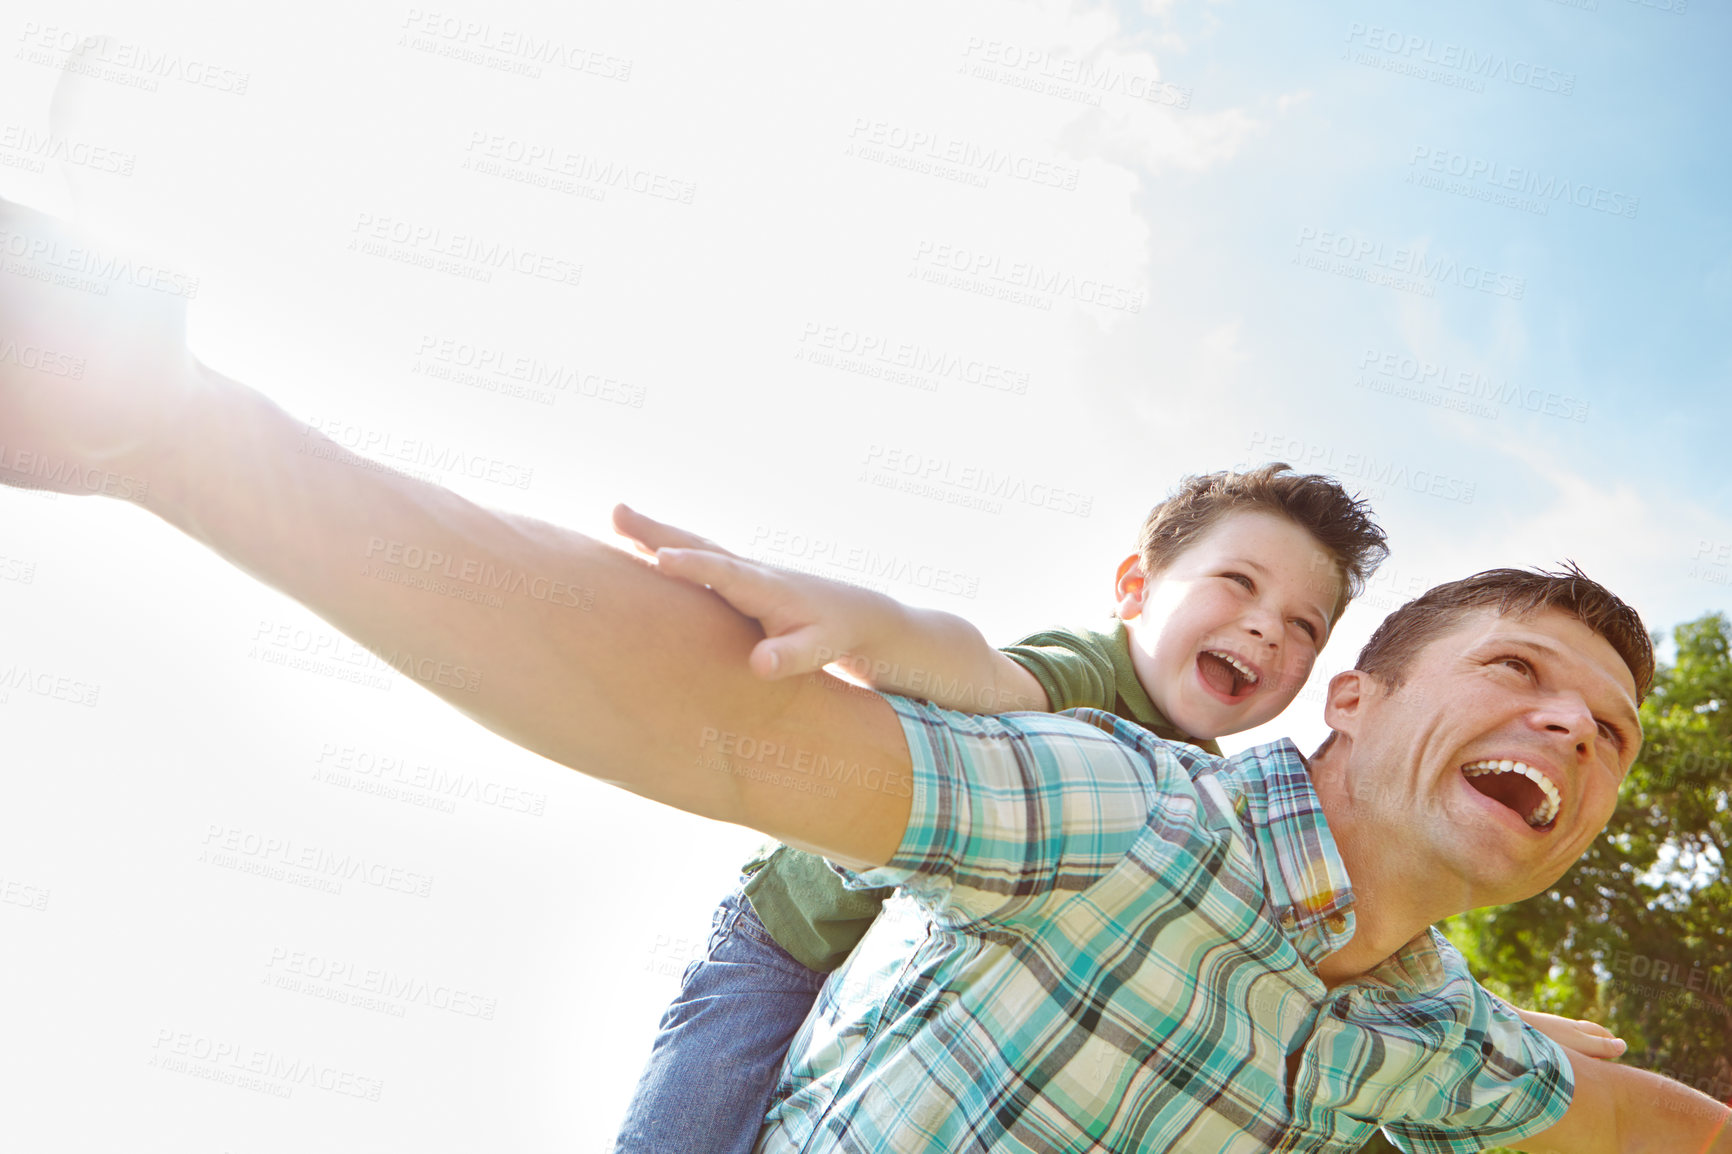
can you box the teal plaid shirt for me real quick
[754,696,1574,1153]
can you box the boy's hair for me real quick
[1354,561,1655,700]
[1137,462,1388,623]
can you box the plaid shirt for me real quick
[755,697,1574,1154]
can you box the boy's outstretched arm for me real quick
[614,504,1048,713]
[0,197,910,870]
[1509,1047,1730,1154]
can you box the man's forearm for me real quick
[132,364,912,867]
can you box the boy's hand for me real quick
[612,504,893,681]
[1513,1007,1627,1060]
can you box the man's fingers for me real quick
[1573,1019,1616,1039]
[612,504,736,559]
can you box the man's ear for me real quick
[1114,554,1146,619]
[1323,670,1374,736]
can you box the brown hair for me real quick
[1137,462,1388,623]
[1354,561,1654,699]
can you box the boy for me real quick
[610,465,1623,1153]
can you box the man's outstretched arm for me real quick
[0,198,911,869]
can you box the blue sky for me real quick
[1,0,1726,1147]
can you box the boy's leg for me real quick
[613,884,828,1154]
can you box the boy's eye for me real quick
[1293,619,1318,641]
[1224,572,1254,591]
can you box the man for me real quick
[0,198,1725,1151]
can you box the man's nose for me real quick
[1533,693,1598,753]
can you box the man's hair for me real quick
[1136,462,1388,623]
[1354,562,1655,699]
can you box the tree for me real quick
[1358,613,1732,1153]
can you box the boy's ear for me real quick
[1114,554,1147,618]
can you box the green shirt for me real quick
[741,619,1222,971]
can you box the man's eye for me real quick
[1596,720,1625,750]
[1497,656,1532,676]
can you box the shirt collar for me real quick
[1206,739,1359,967]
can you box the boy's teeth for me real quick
[1462,759,1561,827]
[1206,652,1259,685]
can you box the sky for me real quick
[1,0,1728,1149]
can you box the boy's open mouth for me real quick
[1197,650,1259,701]
[1461,760,1560,829]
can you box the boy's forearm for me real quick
[849,602,1048,713]
[1516,1049,1731,1154]
[131,365,913,867]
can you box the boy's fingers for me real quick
[1574,1019,1616,1038]
[613,504,736,558]
[655,548,776,614]
[751,625,832,681]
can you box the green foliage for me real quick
[1359,613,1732,1153]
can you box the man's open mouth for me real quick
[1197,650,1260,701]
[1462,760,1560,829]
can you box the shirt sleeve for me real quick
[999,628,1117,713]
[1378,974,1576,1152]
[838,694,1176,932]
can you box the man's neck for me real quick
[1305,750,1473,989]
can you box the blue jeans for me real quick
[614,883,828,1154]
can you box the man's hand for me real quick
[613,503,894,680]
[1513,1007,1627,1061]
[0,195,203,498]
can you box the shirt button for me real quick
[1325,912,1348,933]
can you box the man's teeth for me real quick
[1462,759,1560,827]
[1207,652,1259,686]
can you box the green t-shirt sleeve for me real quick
[999,627,1119,713]
[742,845,896,973]
[743,621,1219,971]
